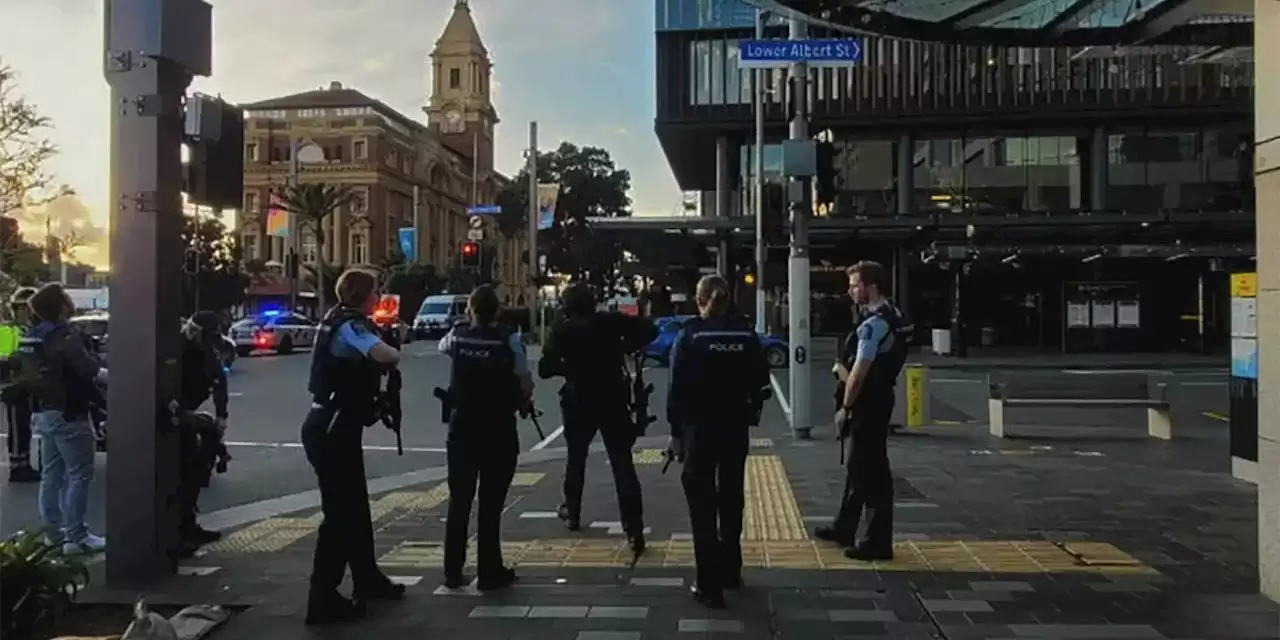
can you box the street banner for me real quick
[536,183,559,231]
[266,194,290,238]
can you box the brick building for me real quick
[235,0,529,307]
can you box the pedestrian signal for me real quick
[460,241,481,269]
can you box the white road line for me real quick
[930,378,983,384]
[769,371,791,418]
[531,425,565,451]
[1180,381,1226,386]
[221,440,446,454]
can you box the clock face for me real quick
[444,109,463,131]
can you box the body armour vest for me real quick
[308,308,382,415]
[840,304,910,409]
[448,324,517,417]
[676,315,764,426]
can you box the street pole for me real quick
[104,0,210,583]
[527,122,539,341]
[287,138,299,311]
[753,8,766,335]
[787,15,812,440]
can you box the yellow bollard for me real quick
[905,364,926,428]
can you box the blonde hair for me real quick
[335,269,378,306]
[695,275,731,316]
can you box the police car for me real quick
[231,310,317,356]
[644,315,789,368]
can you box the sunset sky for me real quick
[1,0,683,266]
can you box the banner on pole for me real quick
[536,183,559,231]
[266,194,290,238]
[398,228,417,261]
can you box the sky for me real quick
[0,0,683,266]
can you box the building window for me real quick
[450,68,461,88]
[241,234,259,261]
[244,192,259,215]
[245,142,258,163]
[301,231,317,264]
[353,140,367,160]
[349,231,368,265]
[326,145,344,162]
[689,39,751,106]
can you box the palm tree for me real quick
[278,183,358,312]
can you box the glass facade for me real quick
[1105,126,1252,211]
[910,135,1081,213]
[656,0,785,32]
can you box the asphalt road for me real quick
[0,341,612,538]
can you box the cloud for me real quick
[14,194,108,264]
[611,126,631,137]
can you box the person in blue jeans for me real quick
[20,283,108,555]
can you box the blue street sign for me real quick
[737,39,862,69]
[467,205,502,215]
[398,227,416,261]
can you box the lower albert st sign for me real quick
[738,39,862,68]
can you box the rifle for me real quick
[627,352,655,437]
[519,402,546,441]
[432,386,453,423]
[373,317,404,456]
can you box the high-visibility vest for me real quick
[0,324,18,359]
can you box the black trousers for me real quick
[832,398,895,549]
[301,407,384,596]
[6,399,32,467]
[680,424,749,593]
[561,402,643,533]
[444,417,518,580]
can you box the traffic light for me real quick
[743,271,756,286]
[460,241,481,269]
[815,140,837,206]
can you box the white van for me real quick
[414,294,468,338]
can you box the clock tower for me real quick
[425,0,498,173]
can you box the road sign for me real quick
[398,227,416,261]
[469,216,485,229]
[467,228,484,241]
[467,205,502,215]
[737,39,862,69]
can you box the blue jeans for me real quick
[33,410,96,542]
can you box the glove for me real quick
[216,417,228,433]
[666,435,685,463]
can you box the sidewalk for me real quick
[910,349,1227,370]
[77,409,1277,639]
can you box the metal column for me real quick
[896,135,913,215]
[527,122,539,337]
[715,136,729,275]
[753,8,767,333]
[104,0,210,583]
[1089,127,1107,210]
[786,15,812,440]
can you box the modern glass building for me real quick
[648,0,1253,353]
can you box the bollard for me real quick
[904,364,928,428]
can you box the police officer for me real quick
[816,260,908,561]
[172,311,233,558]
[437,285,530,591]
[667,275,770,609]
[538,283,655,552]
[301,269,405,625]
[3,287,38,482]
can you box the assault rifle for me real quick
[627,351,655,437]
[519,402,546,441]
[372,296,404,456]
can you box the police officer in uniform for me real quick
[816,260,908,561]
[4,287,38,482]
[538,283,655,551]
[667,275,770,609]
[172,311,233,557]
[301,269,405,625]
[438,285,532,591]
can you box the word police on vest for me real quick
[459,346,492,358]
[709,342,746,352]
[741,41,857,61]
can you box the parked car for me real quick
[414,294,468,338]
[230,310,317,355]
[643,315,788,367]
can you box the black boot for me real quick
[7,465,39,483]
[477,566,518,592]
[556,504,580,531]
[690,584,726,609]
[305,591,365,626]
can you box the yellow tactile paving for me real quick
[632,448,666,465]
[376,537,1157,574]
[1063,541,1145,566]
[510,472,545,487]
[750,438,774,448]
[742,455,808,541]
[204,515,320,554]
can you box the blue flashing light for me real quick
[261,309,282,317]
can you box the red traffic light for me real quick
[460,242,478,256]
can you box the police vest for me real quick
[448,324,518,416]
[676,316,763,425]
[841,304,910,408]
[307,308,382,414]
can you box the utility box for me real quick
[1229,272,1258,483]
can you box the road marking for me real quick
[221,440,447,454]
[1180,381,1225,386]
[531,425,564,451]
[1062,369,1174,375]
[931,378,983,384]
[769,372,790,418]
[1202,411,1229,423]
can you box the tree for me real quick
[0,215,43,285]
[303,262,345,309]
[383,252,444,322]
[278,183,358,312]
[181,214,248,315]
[494,142,632,290]
[0,61,71,219]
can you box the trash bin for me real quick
[931,328,952,356]
[981,326,997,347]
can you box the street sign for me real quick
[466,205,502,215]
[469,216,484,229]
[398,227,416,261]
[467,228,484,241]
[737,39,862,69]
